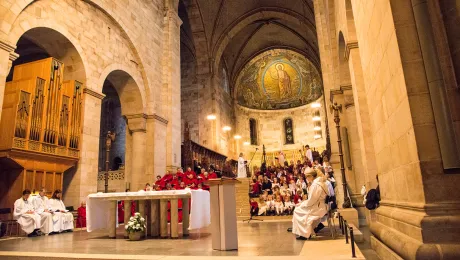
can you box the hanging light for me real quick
[222,126,231,131]
[314,126,321,131]
[314,134,322,139]
[243,141,250,146]
[234,135,242,140]
[206,114,216,120]
[311,102,321,108]
[312,116,321,121]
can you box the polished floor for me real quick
[0,221,306,256]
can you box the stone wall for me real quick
[235,97,327,158]
[0,0,181,207]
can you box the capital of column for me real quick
[126,113,147,133]
[0,39,16,54]
[164,10,183,27]
[344,41,359,61]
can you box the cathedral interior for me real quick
[0,0,460,259]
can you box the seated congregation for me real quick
[13,188,74,237]
[248,149,336,220]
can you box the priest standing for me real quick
[33,188,55,235]
[237,153,247,178]
[14,189,42,237]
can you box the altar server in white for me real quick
[33,188,55,235]
[237,153,247,178]
[14,189,41,237]
[49,189,74,232]
[290,171,328,240]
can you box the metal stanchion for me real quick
[344,220,349,244]
[350,226,356,258]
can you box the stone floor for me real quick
[0,220,365,259]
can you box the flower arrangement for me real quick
[125,212,146,234]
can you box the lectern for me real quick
[206,178,241,251]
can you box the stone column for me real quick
[0,39,18,123]
[126,114,146,191]
[153,114,168,176]
[64,88,104,208]
[162,1,182,172]
[347,45,379,191]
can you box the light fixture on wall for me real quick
[314,126,321,131]
[234,135,242,140]
[314,132,322,139]
[206,114,216,120]
[243,141,250,146]
[311,102,321,108]
[312,116,321,121]
[222,126,231,132]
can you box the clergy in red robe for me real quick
[117,201,124,224]
[208,170,218,179]
[177,182,186,190]
[76,202,87,228]
[170,174,180,189]
[183,172,197,188]
[159,171,173,189]
[154,175,162,186]
[184,167,197,179]
[176,167,185,181]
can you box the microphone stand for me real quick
[243,147,263,223]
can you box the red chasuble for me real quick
[76,206,87,228]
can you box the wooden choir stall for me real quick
[181,122,228,171]
[0,58,83,209]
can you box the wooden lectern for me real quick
[206,178,241,251]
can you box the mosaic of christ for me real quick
[236,49,322,110]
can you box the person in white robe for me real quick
[237,153,247,178]
[32,188,55,235]
[13,189,41,237]
[289,171,328,240]
[49,189,74,232]
[305,145,313,164]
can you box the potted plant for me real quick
[125,212,146,241]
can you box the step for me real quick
[348,224,363,242]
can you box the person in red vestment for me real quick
[177,182,186,190]
[158,171,173,189]
[250,179,260,197]
[170,174,180,189]
[183,172,197,188]
[76,201,87,228]
[184,167,197,179]
[117,201,124,224]
[154,175,162,187]
[208,169,218,179]
[176,167,184,181]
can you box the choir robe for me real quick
[170,178,180,189]
[184,170,197,178]
[183,177,197,187]
[32,195,54,234]
[77,206,87,228]
[13,198,41,234]
[208,172,218,179]
[237,156,246,178]
[49,198,74,231]
[159,174,173,189]
[291,178,327,238]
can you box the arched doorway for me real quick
[98,69,144,192]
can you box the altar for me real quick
[86,189,210,239]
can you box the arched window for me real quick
[222,67,229,93]
[249,118,258,145]
[284,118,294,144]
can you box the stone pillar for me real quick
[162,0,182,172]
[126,114,146,191]
[347,46,379,191]
[64,88,104,208]
[0,39,18,123]
[153,114,168,176]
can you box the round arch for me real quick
[100,67,145,116]
[9,25,88,84]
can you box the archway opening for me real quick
[0,27,86,210]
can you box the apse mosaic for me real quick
[236,49,322,110]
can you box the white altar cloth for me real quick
[86,189,210,232]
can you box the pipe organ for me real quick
[0,57,83,208]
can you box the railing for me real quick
[338,212,357,258]
[12,137,80,158]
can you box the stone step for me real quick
[348,224,363,242]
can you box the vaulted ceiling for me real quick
[179,0,318,88]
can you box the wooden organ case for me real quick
[0,58,83,208]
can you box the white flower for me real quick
[140,217,145,222]
[135,212,140,216]
[136,224,140,227]
[130,217,134,221]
